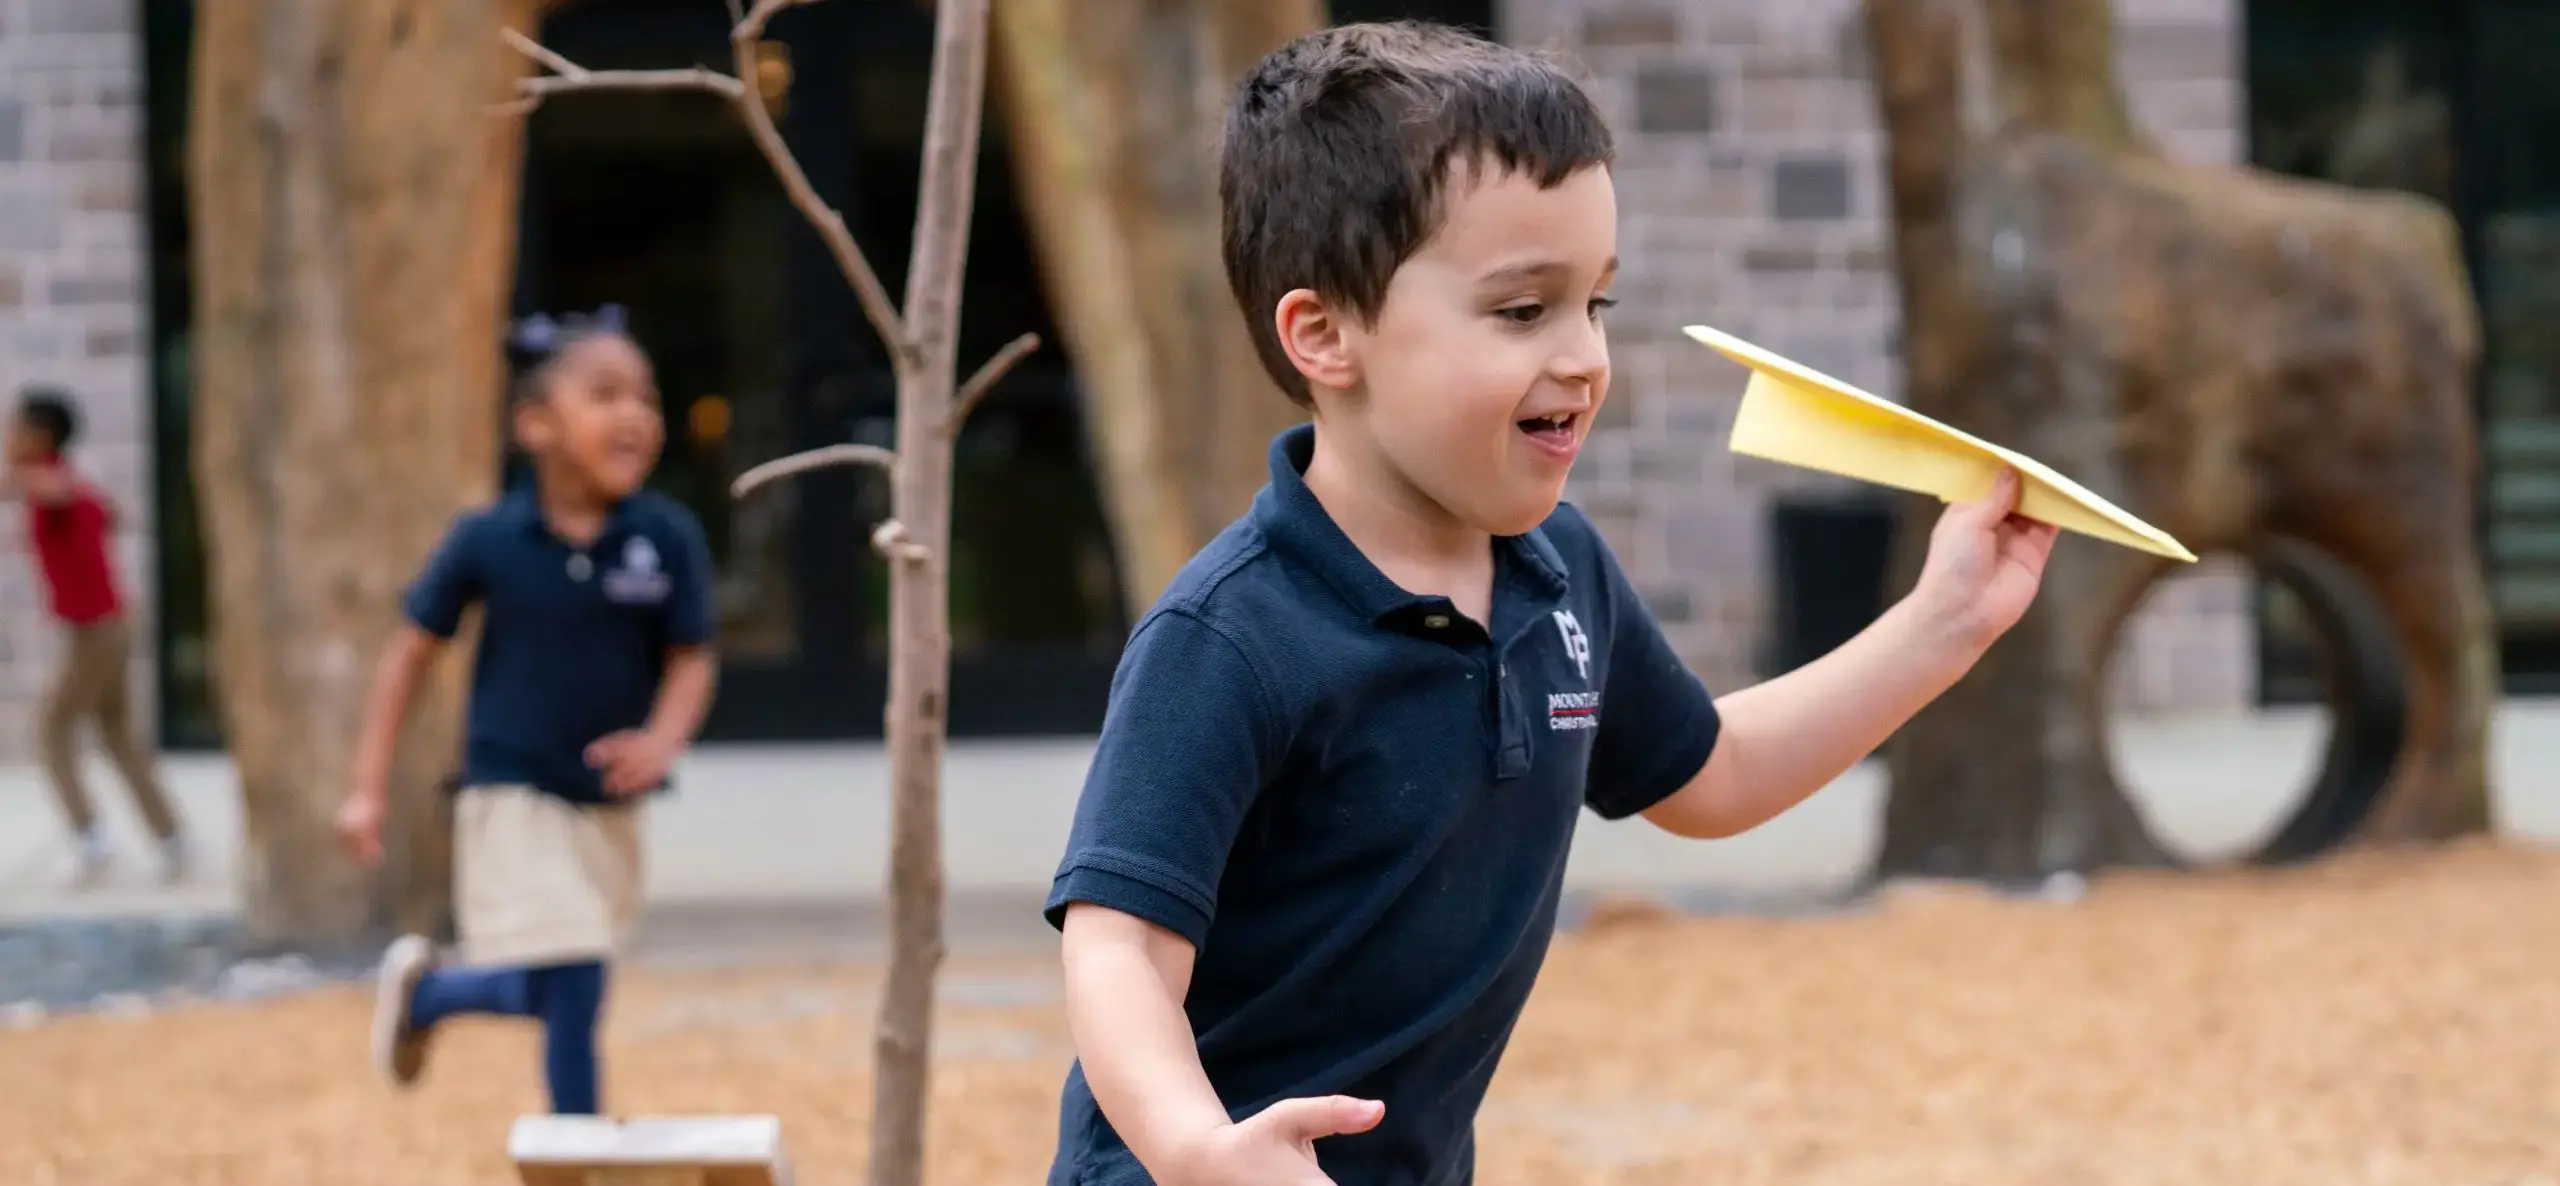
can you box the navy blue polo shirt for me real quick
[402,483,715,806]
[1044,423,1722,1186]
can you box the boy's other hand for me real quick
[1163,1095,1385,1186]
[1909,466,2060,653]
[586,729,676,797]
[336,793,387,867]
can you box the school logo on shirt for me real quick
[1547,609,1597,731]
[601,534,672,604]
[1552,608,1591,682]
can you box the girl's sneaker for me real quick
[370,935,439,1086]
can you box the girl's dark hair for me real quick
[507,303,631,403]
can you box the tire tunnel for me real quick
[1765,496,2403,865]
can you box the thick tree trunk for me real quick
[190,0,540,952]
[1864,0,2491,882]
[991,0,1322,615]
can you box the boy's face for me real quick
[1318,161,1618,536]
[514,333,664,501]
[2,415,45,467]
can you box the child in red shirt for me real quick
[5,387,186,886]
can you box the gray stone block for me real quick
[1639,584,1694,625]
[0,192,63,250]
[1633,65,1717,134]
[1742,243,1822,274]
[1834,10,1871,79]
[1770,156,1852,221]
[1582,9,1680,48]
[28,0,134,36]
[49,275,134,305]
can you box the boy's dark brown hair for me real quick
[1218,20,1615,407]
[15,386,79,453]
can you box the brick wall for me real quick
[1501,0,2260,713]
[0,0,154,756]
[0,0,2265,769]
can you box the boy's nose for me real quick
[1551,322,1608,384]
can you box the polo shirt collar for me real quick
[499,477,641,539]
[1251,422,1569,625]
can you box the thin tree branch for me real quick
[727,9,913,360]
[507,68,746,115]
[501,27,582,79]
[496,19,912,359]
[730,443,899,499]
[944,333,1040,439]
[736,0,823,45]
[871,520,931,564]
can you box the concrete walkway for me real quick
[7,701,2560,930]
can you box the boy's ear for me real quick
[1273,288,1360,394]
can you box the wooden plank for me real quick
[510,1115,793,1186]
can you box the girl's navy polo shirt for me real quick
[401,484,715,806]
[1045,423,1722,1186]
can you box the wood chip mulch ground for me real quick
[8,837,2558,1185]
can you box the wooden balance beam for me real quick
[510,1115,794,1186]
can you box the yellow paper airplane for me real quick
[1681,325,2196,563]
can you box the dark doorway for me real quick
[517,0,1130,740]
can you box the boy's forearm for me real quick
[1653,595,1983,838]
[644,647,718,747]
[1061,907,1234,1174]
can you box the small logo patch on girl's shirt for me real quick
[1547,690,1601,731]
[602,535,672,604]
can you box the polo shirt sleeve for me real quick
[1043,608,1282,947]
[661,507,716,648]
[1582,529,1722,821]
[401,515,485,640]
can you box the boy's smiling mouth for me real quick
[1516,411,1582,460]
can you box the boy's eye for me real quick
[1498,304,1544,324]
[1588,296,1618,319]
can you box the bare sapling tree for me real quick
[502,2,1035,1183]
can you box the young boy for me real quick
[3,386,187,887]
[336,310,718,1116]
[1044,21,2060,1186]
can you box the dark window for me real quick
[2248,0,2560,695]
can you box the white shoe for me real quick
[157,834,191,885]
[370,935,438,1087]
[66,833,110,889]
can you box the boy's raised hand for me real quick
[1908,466,2061,652]
[1164,1095,1385,1186]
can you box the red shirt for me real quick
[26,468,121,625]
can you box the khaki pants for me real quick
[43,616,177,841]
[453,785,646,967]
